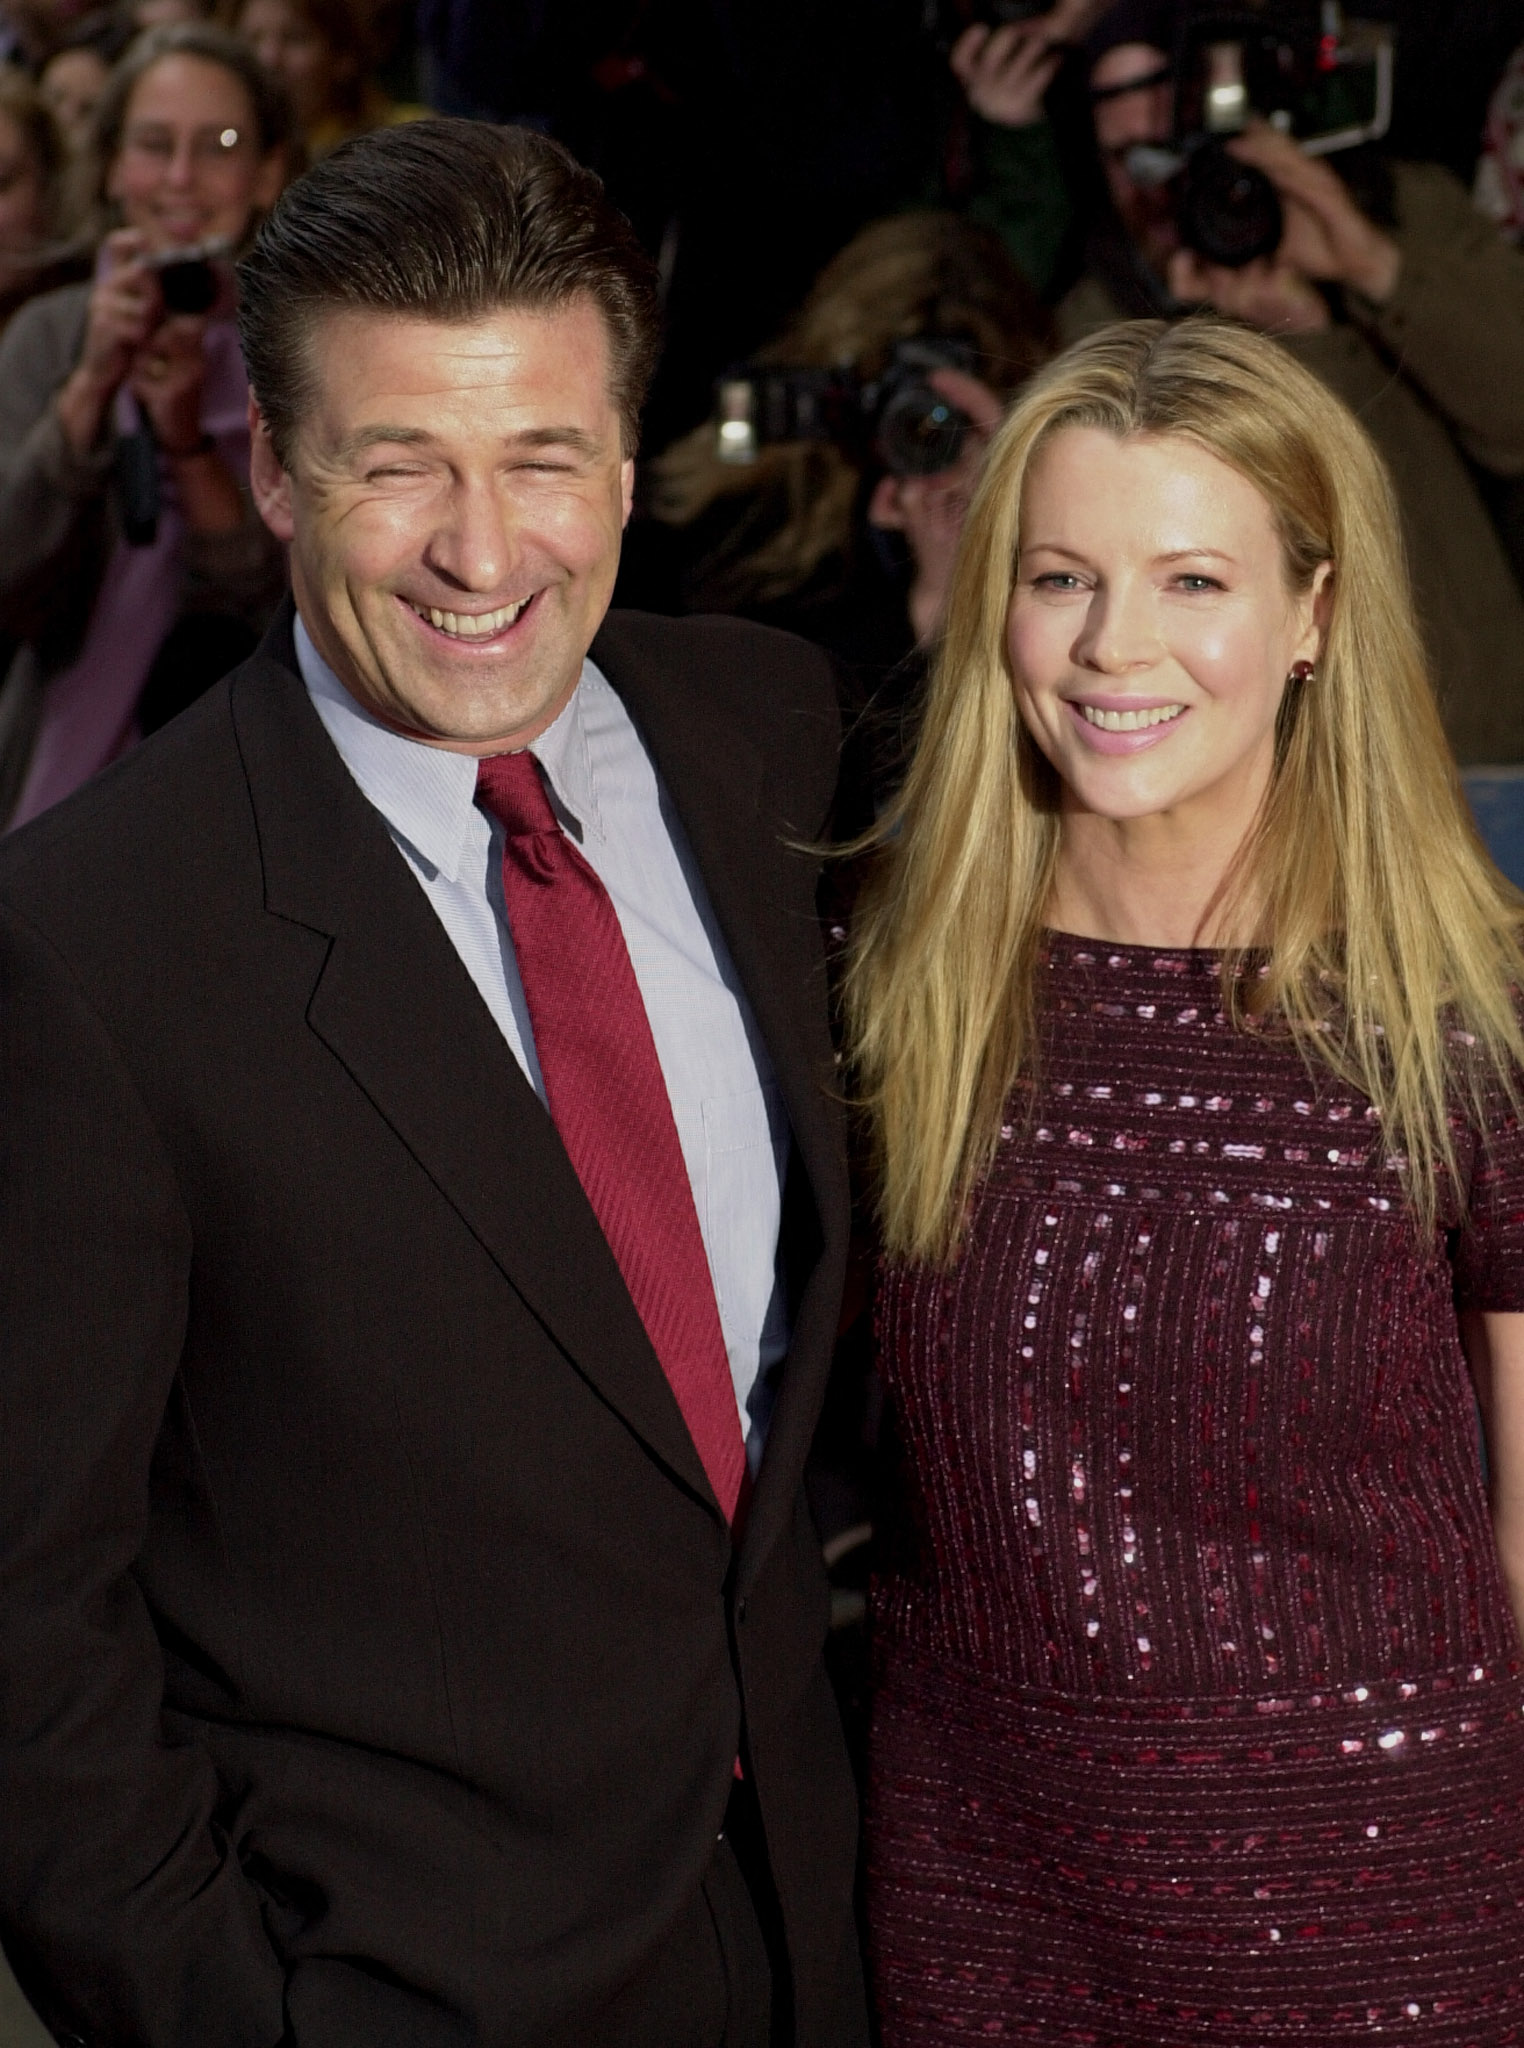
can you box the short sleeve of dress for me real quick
[1453,1058,1524,1310]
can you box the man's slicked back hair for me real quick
[237,119,662,464]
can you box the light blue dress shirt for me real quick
[296,616,791,1463]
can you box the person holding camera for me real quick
[0,21,290,829]
[1061,2,1524,768]
[645,211,1051,810]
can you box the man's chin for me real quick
[355,654,574,755]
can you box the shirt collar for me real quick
[294,614,599,879]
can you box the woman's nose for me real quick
[1075,582,1160,673]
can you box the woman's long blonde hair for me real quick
[844,317,1524,1264]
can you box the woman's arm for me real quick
[53,233,160,462]
[1460,1308,1524,1642]
[128,315,244,538]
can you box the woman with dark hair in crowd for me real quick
[235,0,424,160]
[847,317,1524,2042]
[38,14,133,164]
[0,22,291,829]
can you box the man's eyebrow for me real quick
[338,424,431,458]
[338,423,604,460]
[508,425,602,456]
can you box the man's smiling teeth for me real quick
[409,598,529,638]
[1080,703,1184,732]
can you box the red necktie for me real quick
[476,750,748,1522]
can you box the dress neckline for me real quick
[1040,928,1231,967]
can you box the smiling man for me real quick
[0,122,867,2048]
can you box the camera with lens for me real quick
[714,337,981,477]
[145,237,232,315]
[1112,1,1394,268]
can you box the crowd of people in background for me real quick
[3,0,1524,833]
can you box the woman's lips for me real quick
[1063,696,1188,756]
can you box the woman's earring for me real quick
[1287,659,1315,685]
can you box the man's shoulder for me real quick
[592,608,840,731]
[592,608,842,837]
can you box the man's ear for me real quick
[248,396,294,541]
[620,455,635,528]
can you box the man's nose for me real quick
[425,478,516,594]
[1074,580,1160,674]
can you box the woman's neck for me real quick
[1046,803,1264,949]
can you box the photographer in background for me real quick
[645,211,1050,793]
[937,0,1096,295]
[1061,1,1524,766]
[0,22,290,828]
[642,214,1050,812]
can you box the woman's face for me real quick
[1008,425,1327,836]
[0,107,46,256]
[40,45,110,156]
[238,0,340,131]
[106,52,283,252]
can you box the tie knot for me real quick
[476,750,557,838]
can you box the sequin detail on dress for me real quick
[866,937,1524,2046]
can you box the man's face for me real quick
[249,297,634,755]
[1091,41,1179,271]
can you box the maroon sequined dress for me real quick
[866,937,1524,2047]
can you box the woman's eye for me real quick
[1175,574,1223,593]
[1033,572,1083,591]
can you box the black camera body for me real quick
[144,238,230,316]
[715,337,981,477]
[1116,1,1394,268]
[926,0,1051,51]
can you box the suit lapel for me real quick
[230,634,721,1515]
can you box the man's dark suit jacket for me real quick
[0,607,867,2048]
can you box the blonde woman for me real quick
[846,317,1524,2044]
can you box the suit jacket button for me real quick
[736,1596,749,1623]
